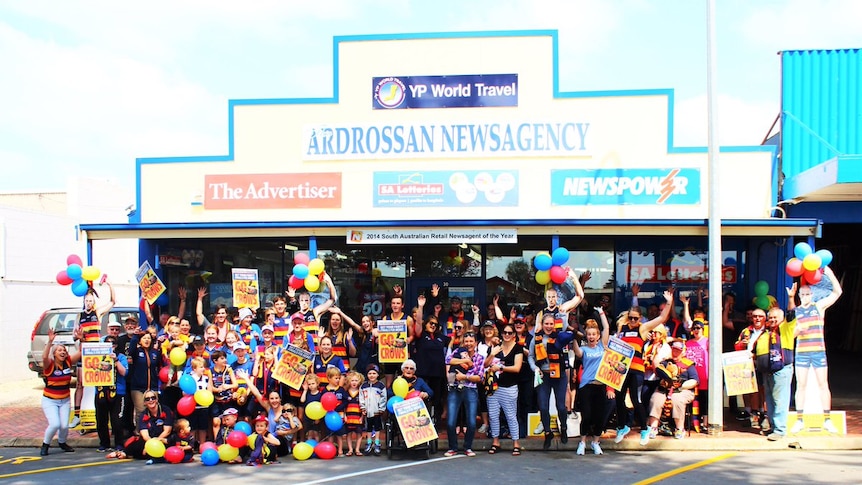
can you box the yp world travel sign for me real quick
[372,74,518,109]
[551,168,701,205]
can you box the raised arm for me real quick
[597,306,610,346]
[681,291,692,328]
[559,267,585,312]
[195,287,208,327]
[177,286,187,320]
[96,279,116,317]
[312,273,337,320]
[413,294,426,336]
[817,266,843,311]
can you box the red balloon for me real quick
[321,392,339,412]
[314,441,337,460]
[159,366,171,384]
[550,265,567,285]
[164,445,185,464]
[294,253,310,266]
[200,441,218,453]
[177,395,196,416]
[357,262,368,274]
[448,249,458,258]
[804,268,823,285]
[406,390,422,400]
[288,275,304,290]
[785,258,804,277]
[227,430,247,448]
[56,270,74,286]
[66,254,83,266]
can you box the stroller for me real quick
[385,401,438,460]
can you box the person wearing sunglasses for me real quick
[529,312,577,450]
[120,391,174,461]
[734,306,769,428]
[484,324,524,456]
[443,333,484,457]
[412,313,448,426]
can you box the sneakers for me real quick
[69,415,81,428]
[614,425,630,443]
[639,430,650,445]
[649,427,658,439]
[444,450,458,457]
[373,443,381,456]
[363,443,373,456]
[735,410,751,421]
[533,422,544,435]
[576,442,585,455]
[40,443,49,456]
[591,442,603,455]
[465,449,476,457]
[674,430,685,440]
[58,442,75,452]
[766,432,784,441]
[145,459,154,465]
[823,419,838,434]
[477,424,489,435]
[790,420,805,434]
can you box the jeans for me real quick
[615,371,646,429]
[762,365,793,435]
[447,386,478,451]
[536,376,568,432]
[42,396,71,444]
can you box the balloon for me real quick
[177,395,196,416]
[81,265,101,282]
[804,269,823,285]
[247,434,257,449]
[179,374,197,395]
[227,430,247,448]
[535,270,550,286]
[305,401,326,420]
[292,442,313,461]
[321,392,339,412]
[218,444,239,462]
[357,262,369,274]
[786,258,804,277]
[195,389,214,407]
[724,257,737,266]
[66,264,83,280]
[794,242,813,260]
[314,441,337,460]
[448,249,458,258]
[308,258,325,275]
[159,366,171,384]
[56,270,74,286]
[164,445,184,464]
[200,441,217,453]
[170,347,187,366]
[534,253,552,271]
[304,275,320,292]
[145,438,166,458]
[551,247,570,266]
[754,295,770,311]
[406,390,421,400]
[288,275,304,290]
[234,421,252,436]
[802,254,822,271]
[550,266,567,285]
[293,263,309,279]
[201,448,220,466]
[294,253,310,266]
[67,254,83,266]
[71,279,89,297]
[324,411,343,432]
[392,377,409,398]
[452,256,463,266]
[815,249,833,268]
[387,395,404,413]
[754,280,769,297]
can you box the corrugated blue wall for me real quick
[782,49,861,177]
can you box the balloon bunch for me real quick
[533,247,570,286]
[289,253,326,292]
[305,391,343,434]
[785,243,832,285]
[292,439,337,461]
[55,254,102,297]
[444,249,465,267]
[752,280,777,311]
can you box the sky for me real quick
[1,0,861,193]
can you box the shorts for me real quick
[365,415,383,433]
[382,363,401,376]
[302,416,323,434]
[795,351,827,368]
[211,400,236,419]
[346,423,363,433]
[189,407,212,431]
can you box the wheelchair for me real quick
[385,401,438,460]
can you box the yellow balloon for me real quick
[308,258,325,275]
[802,254,821,271]
[293,442,314,461]
[304,275,320,292]
[145,438,166,458]
[218,443,239,462]
[247,434,257,449]
[195,389,214,407]
[81,265,101,282]
[392,377,409,398]
[169,347,187,366]
[535,270,550,285]
[305,401,326,420]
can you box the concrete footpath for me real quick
[2,377,860,452]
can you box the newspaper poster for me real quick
[272,344,314,390]
[232,268,260,309]
[392,397,438,448]
[595,336,635,391]
[81,342,115,387]
[722,350,758,396]
[377,320,408,363]
[136,260,166,305]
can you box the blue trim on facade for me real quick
[787,201,862,224]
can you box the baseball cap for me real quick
[514,314,525,323]
[232,341,248,350]
[221,407,238,417]
[290,312,304,322]
[671,339,685,350]
[192,335,204,345]
[450,296,462,302]
[108,321,122,328]
[261,324,275,333]
[482,320,495,327]
[238,307,254,320]
[366,363,380,374]
[691,320,705,329]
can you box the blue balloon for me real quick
[201,448,220,466]
[386,395,404,413]
[234,421,252,436]
[293,263,309,279]
[815,249,833,267]
[794,242,813,260]
[324,411,343,432]
[551,247,570,266]
[66,264,83,280]
[305,438,318,457]
[534,253,552,271]
[71,279,89,297]
[179,374,197,395]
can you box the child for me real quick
[276,404,302,452]
[214,407,245,463]
[188,357,213,446]
[359,364,387,456]
[344,371,364,456]
[167,418,197,463]
[247,415,280,466]
[301,374,323,441]
[323,367,347,456]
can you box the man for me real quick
[380,287,414,387]
[439,293,474,336]
[756,290,797,441]
[643,339,698,442]
[734,307,768,427]
[790,265,842,434]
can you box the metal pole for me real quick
[706,0,724,436]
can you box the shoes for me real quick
[69,415,81,428]
[735,410,750,421]
[591,442,603,455]
[444,450,458,457]
[543,432,553,450]
[639,430,650,446]
[40,443,49,456]
[246,461,260,466]
[559,423,568,444]
[760,414,771,432]
[766,432,784,441]
[465,449,476,457]
[576,442,585,455]
[58,442,75,452]
[363,443,373,456]
[790,420,805,434]
[649,427,658,439]
[533,422,544,435]
[823,419,838,434]
[614,425,630,444]
[98,446,109,453]
[674,430,685,440]
[145,459,154,465]
[477,424,489,435]
[373,444,381,456]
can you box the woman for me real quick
[128,330,162,425]
[443,332,484,457]
[235,310,262,351]
[485,323,523,456]
[396,359,434,398]
[241,369,293,456]
[529,313,575,449]
[412,316,448,425]
[95,335,128,454]
[324,307,355,361]
[312,336,347,386]
[571,309,611,455]
[196,287,230,343]
[346,314,378,373]
[40,329,81,455]
[512,314,534,440]
[119,390,174,462]
[641,324,671,406]
[476,321,499,435]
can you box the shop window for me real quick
[411,244,482,278]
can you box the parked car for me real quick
[27,307,142,375]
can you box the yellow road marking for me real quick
[0,458,130,479]
[632,452,737,485]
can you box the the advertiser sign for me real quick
[374,170,518,207]
[372,74,518,109]
[627,265,737,283]
[551,168,700,205]
[204,173,341,210]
